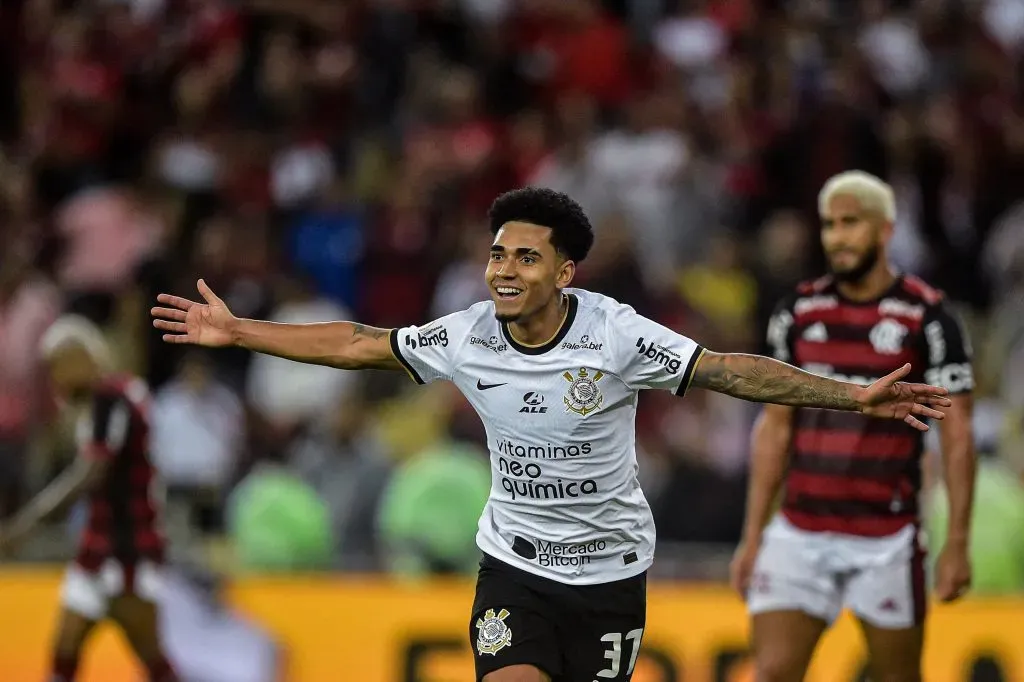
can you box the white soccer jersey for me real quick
[390,288,705,584]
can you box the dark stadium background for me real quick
[0,0,1022,680]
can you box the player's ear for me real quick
[879,218,895,245]
[556,257,575,288]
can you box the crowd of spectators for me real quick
[1,0,1022,586]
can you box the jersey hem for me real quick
[476,538,652,586]
[389,329,425,384]
[779,508,920,538]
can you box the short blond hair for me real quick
[818,170,896,222]
[40,314,112,369]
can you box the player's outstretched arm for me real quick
[690,351,952,431]
[151,279,402,371]
[0,457,107,555]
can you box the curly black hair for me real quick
[487,187,595,263]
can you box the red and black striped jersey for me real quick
[766,275,973,537]
[74,374,165,570]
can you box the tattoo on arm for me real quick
[342,322,403,371]
[691,352,861,410]
[350,323,389,341]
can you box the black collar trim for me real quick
[500,294,579,356]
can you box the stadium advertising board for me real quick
[0,572,1021,681]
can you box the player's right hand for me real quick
[857,363,951,431]
[151,279,238,347]
[729,539,760,597]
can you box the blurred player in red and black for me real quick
[732,171,976,682]
[0,315,178,682]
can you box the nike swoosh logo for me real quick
[476,380,506,391]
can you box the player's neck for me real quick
[835,264,897,302]
[507,294,569,347]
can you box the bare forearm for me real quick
[942,442,976,547]
[743,475,786,544]
[938,396,976,547]
[692,352,861,410]
[742,410,792,542]
[231,319,394,370]
[6,466,89,543]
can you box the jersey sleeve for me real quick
[388,309,471,384]
[764,295,797,363]
[76,392,131,462]
[922,300,974,395]
[609,305,705,395]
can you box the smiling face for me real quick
[820,193,891,283]
[486,221,575,322]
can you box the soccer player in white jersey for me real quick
[152,188,951,682]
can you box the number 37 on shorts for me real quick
[593,629,645,680]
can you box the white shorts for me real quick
[746,515,926,629]
[60,559,165,621]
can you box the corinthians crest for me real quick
[563,367,604,415]
[476,608,512,655]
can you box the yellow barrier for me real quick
[0,571,1022,681]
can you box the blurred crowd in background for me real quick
[1,0,1023,589]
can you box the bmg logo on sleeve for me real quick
[635,337,681,374]
[406,325,449,349]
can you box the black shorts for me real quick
[469,553,647,682]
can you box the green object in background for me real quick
[228,465,335,572]
[927,461,1024,594]
[378,442,491,579]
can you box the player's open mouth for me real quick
[495,286,523,300]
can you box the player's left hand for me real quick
[857,363,951,431]
[934,542,972,603]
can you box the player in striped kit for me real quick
[733,171,976,682]
[0,316,177,682]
